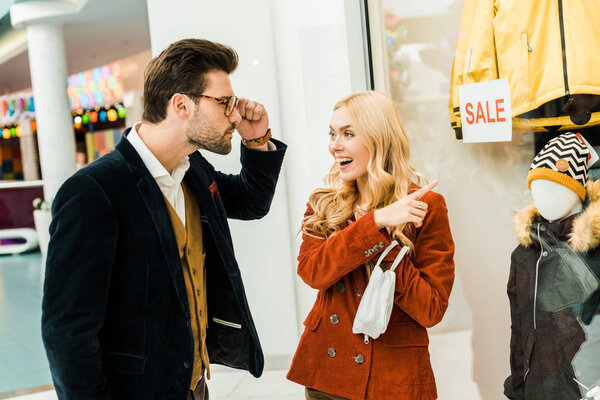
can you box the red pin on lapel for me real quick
[208,181,219,200]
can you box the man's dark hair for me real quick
[142,38,238,123]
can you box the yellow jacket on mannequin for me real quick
[449,0,600,138]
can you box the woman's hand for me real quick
[373,180,438,229]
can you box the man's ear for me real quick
[169,93,193,119]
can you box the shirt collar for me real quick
[127,122,190,184]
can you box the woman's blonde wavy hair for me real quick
[302,91,423,253]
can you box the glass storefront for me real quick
[369,1,600,398]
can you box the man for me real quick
[41,38,286,400]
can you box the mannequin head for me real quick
[527,132,599,221]
[530,179,582,221]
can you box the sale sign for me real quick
[458,78,512,143]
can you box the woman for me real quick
[286,91,455,400]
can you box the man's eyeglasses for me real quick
[181,93,239,117]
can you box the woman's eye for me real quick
[345,131,354,137]
[328,131,335,138]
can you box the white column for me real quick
[146,0,300,368]
[270,0,370,330]
[11,0,87,200]
[24,23,75,200]
[269,0,314,334]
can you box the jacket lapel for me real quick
[116,130,190,315]
[184,154,234,263]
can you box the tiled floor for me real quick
[0,252,52,395]
[0,349,478,400]
[1,251,598,400]
[0,251,478,399]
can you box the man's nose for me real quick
[229,108,242,127]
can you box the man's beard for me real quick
[186,114,234,155]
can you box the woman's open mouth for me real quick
[338,157,353,168]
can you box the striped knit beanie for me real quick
[527,132,591,201]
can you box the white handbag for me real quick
[352,240,410,343]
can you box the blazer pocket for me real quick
[303,307,323,332]
[104,352,147,375]
[212,317,242,329]
[381,323,429,347]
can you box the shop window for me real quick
[368,1,600,398]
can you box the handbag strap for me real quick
[372,240,410,274]
[373,240,399,271]
[390,246,410,272]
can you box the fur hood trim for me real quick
[515,180,600,252]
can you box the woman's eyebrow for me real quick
[329,124,352,130]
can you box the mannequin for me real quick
[530,179,582,222]
[505,132,600,400]
[521,179,600,399]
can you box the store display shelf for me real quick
[0,180,43,189]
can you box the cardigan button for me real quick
[542,251,548,257]
[356,289,361,297]
[327,347,336,358]
[183,361,191,369]
[539,224,547,232]
[379,241,385,247]
[364,251,369,257]
[354,354,365,364]
[330,314,340,325]
[336,282,346,293]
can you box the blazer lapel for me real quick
[184,155,233,259]
[116,132,190,315]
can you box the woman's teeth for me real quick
[338,158,353,166]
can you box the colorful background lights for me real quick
[67,62,124,110]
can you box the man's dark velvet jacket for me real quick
[41,129,286,400]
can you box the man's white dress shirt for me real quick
[127,122,190,226]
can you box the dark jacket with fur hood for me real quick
[504,181,600,400]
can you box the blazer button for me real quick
[539,224,547,232]
[542,251,548,257]
[185,320,190,327]
[354,354,365,364]
[184,361,191,368]
[327,347,336,358]
[336,282,346,293]
[330,314,340,325]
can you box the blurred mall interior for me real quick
[0,0,599,399]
